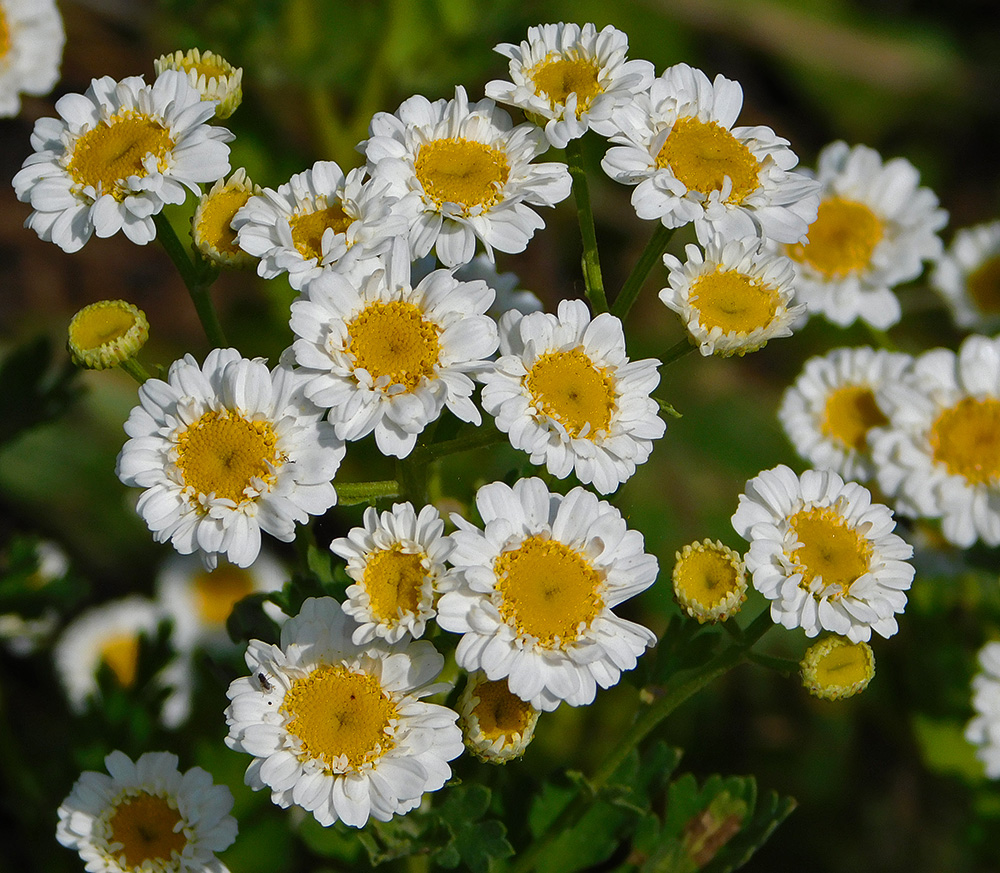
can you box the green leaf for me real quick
[435,784,513,873]
[297,817,364,863]
[912,714,987,783]
[0,336,80,446]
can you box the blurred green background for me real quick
[2,0,1000,871]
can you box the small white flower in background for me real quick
[871,334,1000,548]
[234,161,410,290]
[57,750,237,873]
[782,141,947,330]
[0,0,64,117]
[330,502,454,645]
[458,671,540,763]
[290,259,498,458]
[480,298,664,494]
[156,551,287,654]
[13,70,233,252]
[116,349,345,570]
[966,641,1000,778]
[362,85,572,267]
[732,464,914,643]
[192,168,261,268]
[224,597,463,828]
[485,22,654,149]
[660,237,804,357]
[436,477,659,711]
[601,62,819,245]
[779,346,913,483]
[154,47,243,119]
[52,596,192,728]
[0,539,67,656]
[411,253,544,320]
[931,221,1000,332]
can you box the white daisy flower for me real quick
[0,0,64,117]
[436,478,659,711]
[457,671,540,763]
[57,750,237,873]
[660,237,804,357]
[52,596,192,728]
[192,167,260,268]
[732,464,914,643]
[778,346,913,482]
[931,221,1000,332]
[362,85,572,267]
[966,641,1000,778]
[0,539,67,656]
[480,298,664,494]
[13,70,232,253]
[290,260,499,459]
[783,141,947,329]
[156,551,288,654]
[485,22,654,149]
[224,596,463,828]
[870,334,1000,548]
[233,161,409,290]
[330,502,453,645]
[115,348,345,570]
[600,62,819,245]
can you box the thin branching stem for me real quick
[566,138,608,314]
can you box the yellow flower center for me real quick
[530,56,603,114]
[967,255,1000,315]
[69,303,138,352]
[812,640,872,690]
[175,411,281,505]
[99,634,140,688]
[0,8,10,60]
[108,792,187,870]
[281,666,397,770]
[930,396,1000,486]
[181,57,229,81]
[655,116,761,204]
[67,110,175,200]
[821,385,888,452]
[689,270,778,334]
[786,198,884,278]
[196,188,252,256]
[193,565,256,625]
[673,546,742,608]
[415,138,510,213]
[787,506,872,595]
[347,300,441,391]
[494,535,604,646]
[526,348,615,438]
[471,678,535,740]
[289,204,353,262]
[362,547,426,621]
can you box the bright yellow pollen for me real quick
[289,205,353,261]
[813,641,871,688]
[347,300,441,391]
[363,547,426,620]
[788,506,872,595]
[415,138,510,212]
[494,535,603,646]
[967,255,1000,314]
[526,348,615,438]
[530,56,603,114]
[281,666,397,769]
[175,411,280,505]
[673,546,742,608]
[821,385,888,452]
[930,396,1000,486]
[69,304,137,351]
[196,188,252,256]
[67,110,175,200]
[656,117,761,204]
[0,8,10,60]
[786,198,883,278]
[99,634,140,688]
[108,793,186,870]
[194,565,255,625]
[471,678,535,740]
[689,270,778,334]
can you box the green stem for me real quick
[118,357,151,384]
[153,212,227,348]
[863,323,899,353]
[336,479,401,505]
[611,223,675,320]
[661,337,696,368]
[565,138,607,314]
[396,457,427,506]
[510,610,773,873]
[411,423,507,464]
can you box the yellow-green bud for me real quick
[67,300,149,370]
[801,635,875,700]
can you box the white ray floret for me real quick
[732,464,914,643]
[0,0,64,117]
[224,596,463,827]
[930,221,1000,332]
[966,641,1000,779]
[436,477,659,711]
